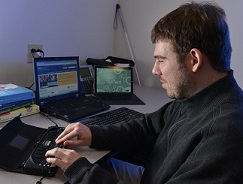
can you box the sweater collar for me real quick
[176,70,240,118]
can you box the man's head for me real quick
[151,2,231,99]
[151,1,231,73]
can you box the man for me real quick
[46,1,243,183]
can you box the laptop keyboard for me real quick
[48,96,106,111]
[81,107,144,126]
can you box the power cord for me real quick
[31,48,44,58]
[27,83,34,89]
[27,47,44,92]
[36,175,46,184]
[40,112,59,127]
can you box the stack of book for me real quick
[0,83,40,123]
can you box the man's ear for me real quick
[189,48,203,72]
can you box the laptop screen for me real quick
[94,66,133,93]
[34,56,80,105]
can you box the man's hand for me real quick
[56,122,92,147]
[45,147,82,171]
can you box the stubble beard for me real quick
[166,67,194,100]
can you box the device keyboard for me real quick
[81,107,144,126]
[31,127,64,167]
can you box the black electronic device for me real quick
[81,107,144,126]
[86,56,135,67]
[0,116,64,177]
[33,57,110,122]
[79,65,94,94]
[24,126,64,176]
[93,65,145,105]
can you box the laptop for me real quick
[94,65,145,105]
[33,56,110,122]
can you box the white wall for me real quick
[1,1,242,90]
[0,0,117,87]
[114,0,243,89]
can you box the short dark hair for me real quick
[151,1,232,72]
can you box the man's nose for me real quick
[152,62,159,75]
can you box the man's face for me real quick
[152,40,193,99]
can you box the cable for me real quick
[36,176,46,184]
[28,48,44,91]
[40,112,58,127]
[31,48,45,58]
[27,82,34,89]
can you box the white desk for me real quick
[0,85,170,184]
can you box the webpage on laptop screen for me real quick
[36,60,79,99]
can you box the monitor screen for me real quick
[33,57,80,104]
[95,66,132,93]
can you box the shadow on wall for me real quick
[0,62,33,87]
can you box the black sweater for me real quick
[64,71,243,184]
